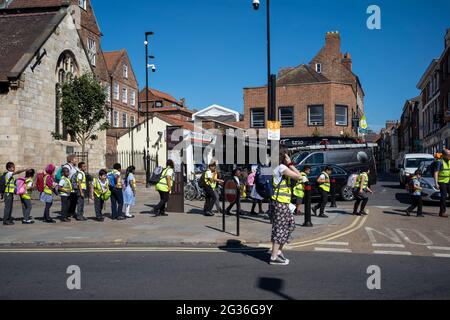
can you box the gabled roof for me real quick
[139,87,181,106]
[192,104,240,122]
[277,64,330,85]
[103,50,123,73]
[0,10,67,82]
[4,0,65,9]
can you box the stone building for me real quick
[104,49,139,154]
[243,31,365,146]
[0,0,107,172]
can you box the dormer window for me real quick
[78,0,87,10]
[316,63,322,73]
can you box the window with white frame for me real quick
[250,108,265,128]
[316,63,322,73]
[335,105,348,126]
[123,64,128,78]
[122,87,128,104]
[113,82,119,100]
[113,111,119,128]
[107,110,111,125]
[308,105,324,126]
[87,38,96,66]
[279,107,294,127]
[122,113,128,127]
[130,90,136,107]
[105,84,111,102]
[130,115,136,128]
[78,0,86,10]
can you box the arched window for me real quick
[55,51,78,141]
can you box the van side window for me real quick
[305,153,324,164]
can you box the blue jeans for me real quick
[110,188,124,219]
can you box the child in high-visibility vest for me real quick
[406,170,424,217]
[20,169,35,224]
[75,162,88,221]
[292,166,311,216]
[90,169,110,222]
[58,167,73,222]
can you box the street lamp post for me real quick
[145,31,154,187]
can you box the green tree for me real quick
[53,72,109,153]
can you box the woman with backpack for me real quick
[270,150,302,266]
[153,160,175,217]
[40,164,57,223]
[248,165,264,216]
[123,166,136,219]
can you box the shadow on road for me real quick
[257,277,295,301]
[218,239,269,264]
[383,210,407,217]
[395,193,411,205]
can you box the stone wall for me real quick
[0,12,106,173]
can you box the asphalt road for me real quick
[0,250,448,300]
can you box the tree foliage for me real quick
[53,72,109,153]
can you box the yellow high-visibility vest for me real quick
[354,172,369,190]
[156,168,172,192]
[272,176,292,204]
[319,172,331,193]
[438,160,450,184]
[21,178,33,200]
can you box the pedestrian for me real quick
[248,165,264,216]
[406,170,424,217]
[203,161,223,216]
[20,169,35,225]
[1,162,27,226]
[109,163,125,220]
[90,169,110,222]
[292,165,311,216]
[57,167,73,222]
[153,160,174,217]
[40,164,57,223]
[225,168,242,216]
[123,166,136,219]
[270,150,302,266]
[63,155,78,219]
[352,168,374,216]
[74,162,88,221]
[213,170,223,214]
[312,166,333,218]
[433,149,450,218]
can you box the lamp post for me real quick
[252,0,276,123]
[145,31,155,187]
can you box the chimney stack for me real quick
[325,31,341,57]
[342,52,352,71]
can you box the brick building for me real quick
[139,87,193,121]
[104,49,139,153]
[244,31,365,146]
[398,96,422,158]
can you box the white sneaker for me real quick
[278,251,290,264]
[270,256,289,266]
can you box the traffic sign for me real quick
[224,179,238,203]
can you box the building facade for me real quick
[139,87,192,121]
[398,97,422,159]
[243,31,365,142]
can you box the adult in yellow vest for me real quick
[2,162,27,226]
[20,169,36,225]
[270,150,303,266]
[203,161,224,217]
[312,166,333,218]
[75,162,88,221]
[434,149,450,218]
[352,169,374,216]
[292,166,311,216]
[154,160,175,217]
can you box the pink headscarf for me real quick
[45,164,55,187]
[45,164,55,175]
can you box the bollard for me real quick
[222,184,226,233]
[302,184,313,227]
[236,190,240,237]
[330,179,337,208]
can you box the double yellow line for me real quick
[287,215,368,249]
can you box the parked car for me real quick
[292,148,377,185]
[416,160,449,203]
[399,153,434,187]
[296,164,355,201]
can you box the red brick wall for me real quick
[244,82,358,138]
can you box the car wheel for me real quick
[341,186,354,201]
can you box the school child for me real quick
[58,167,73,222]
[74,162,88,221]
[20,169,36,224]
[123,166,136,219]
[1,162,27,226]
[40,164,57,223]
[90,169,110,222]
[406,170,424,217]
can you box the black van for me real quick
[292,147,378,185]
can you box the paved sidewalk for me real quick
[0,188,353,247]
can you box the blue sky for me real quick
[95,0,450,132]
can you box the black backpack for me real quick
[0,172,11,198]
[198,171,207,189]
[148,166,164,185]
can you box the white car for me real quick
[399,153,434,186]
[416,160,449,203]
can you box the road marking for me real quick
[373,250,412,256]
[433,253,450,258]
[372,243,406,248]
[427,246,450,251]
[395,229,433,246]
[314,248,352,253]
[316,241,349,246]
[365,227,402,244]
[374,206,391,209]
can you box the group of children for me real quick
[1,156,138,226]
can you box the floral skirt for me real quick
[271,201,296,245]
